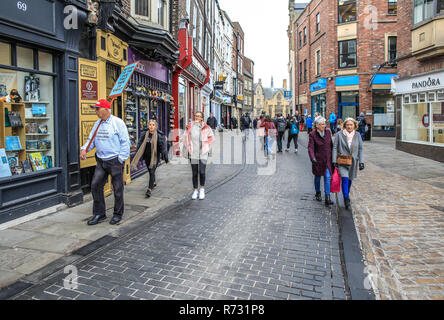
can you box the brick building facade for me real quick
[293,0,399,137]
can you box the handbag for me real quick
[331,168,341,193]
[337,134,355,166]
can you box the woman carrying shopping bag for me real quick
[332,118,365,210]
[131,120,169,198]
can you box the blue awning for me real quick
[335,76,359,86]
[372,74,397,85]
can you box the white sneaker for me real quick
[199,188,205,200]
[192,190,199,200]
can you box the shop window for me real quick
[403,103,429,143]
[432,102,444,144]
[372,90,395,131]
[0,68,55,178]
[428,92,436,102]
[339,39,357,68]
[404,95,410,104]
[17,46,34,70]
[388,0,397,14]
[419,93,426,103]
[38,51,53,73]
[135,0,150,18]
[338,0,357,24]
[411,94,418,103]
[0,42,11,66]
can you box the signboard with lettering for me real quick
[80,65,97,79]
[108,62,139,98]
[81,80,98,100]
[393,71,444,94]
[284,91,292,98]
[0,0,55,35]
[128,48,168,83]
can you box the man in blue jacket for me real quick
[329,112,337,133]
[306,114,313,134]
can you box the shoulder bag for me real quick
[337,134,355,166]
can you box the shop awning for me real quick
[372,74,397,85]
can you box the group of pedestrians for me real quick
[308,116,365,210]
[80,99,215,226]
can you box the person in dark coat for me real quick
[206,113,218,130]
[308,116,334,206]
[131,120,169,198]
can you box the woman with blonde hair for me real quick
[332,117,365,210]
[131,120,169,198]
[183,111,214,200]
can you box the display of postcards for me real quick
[28,152,45,171]
[5,136,22,151]
[21,160,33,173]
[12,166,24,175]
[25,107,33,118]
[43,156,52,169]
[26,122,38,134]
[31,104,47,117]
[38,124,48,134]
[7,152,19,168]
[0,84,7,97]
[37,139,51,150]
[24,75,40,102]
[26,140,38,150]
[0,148,12,177]
[7,111,23,127]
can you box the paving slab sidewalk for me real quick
[0,131,240,290]
[350,137,444,300]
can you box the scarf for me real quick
[343,129,355,149]
[131,129,158,170]
[317,129,325,138]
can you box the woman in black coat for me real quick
[131,120,169,198]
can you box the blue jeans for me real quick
[314,168,331,195]
[342,177,353,199]
[265,136,273,155]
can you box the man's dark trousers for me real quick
[277,132,285,152]
[91,157,124,218]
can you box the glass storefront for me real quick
[311,93,326,118]
[338,91,359,120]
[402,92,444,145]
[178,77,187,130]
[372,90,395,131]
[0,41,55,178]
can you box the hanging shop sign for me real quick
[109,61,139,98]
[187,60,207,84]
[128,48,168,83]
[81,80,98,100]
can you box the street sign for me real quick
[108,61,139,98]
[284,91,292,98]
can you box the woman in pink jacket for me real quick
[183,111,214,200]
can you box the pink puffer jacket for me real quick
[183,121,214,156]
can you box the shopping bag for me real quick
[331,168,341,193]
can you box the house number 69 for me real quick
[17,1,28,11]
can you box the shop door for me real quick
[339,103,359,120]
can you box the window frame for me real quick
[413,0,444,25]
[388,0,398,14]
[338,0,357,24]
[316,49,321,76]
[134,0,151,19]
[338,39,357,69]
[303,27,307,45]
[388,36,397,62]
[316,13,320,33]
[303,59,307,83]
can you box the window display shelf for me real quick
[26,117,50,120]
[23,101,50,104]
[26,133,50,136]
[26,149,50,152]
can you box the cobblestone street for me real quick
[4,132,362,300]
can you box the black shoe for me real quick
[146,188,152,198]
[344,198,351,210]
[87,215,106,226]
[110,216,122,225]
[315,192,322,202]
[325,194,334,206]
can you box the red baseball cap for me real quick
[91,99,111,109]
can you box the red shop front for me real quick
[172,18,210,154]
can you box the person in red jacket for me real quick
[260,116,277,158]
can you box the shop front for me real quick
[125,48,172,179]
[392,69,444,162]
[212,90,223,127]
[172,19,209,153]
[222,95,233,129]
[310,78,327,117]
[336,76,360,120]
[0,0,88,222]
[371,74,397,137]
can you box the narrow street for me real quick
[8,133,369,300]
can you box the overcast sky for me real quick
[219,0,306,89]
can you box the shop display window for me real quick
[178,78,186,130]
[403,102,430,143]
[432,102,444,144]
[0,49,55,179]
[0,42,11,66]
[373,90,395,131]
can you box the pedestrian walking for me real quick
[80,99,130,226]
[240,113,252,140]
[335,119,343,135]
[308,116,334,206]
[206,112,218,130]
[260,115,277,158]
[306,114,313,134]
[183,111,214,200]
[329,112,337,133]
[357,112,367,141]
[275,114,287,153]
[332,118,365,210]
[286,117,299,153]
[131,120,169,198]
[257,115,266,154]
[253,117,258,130]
